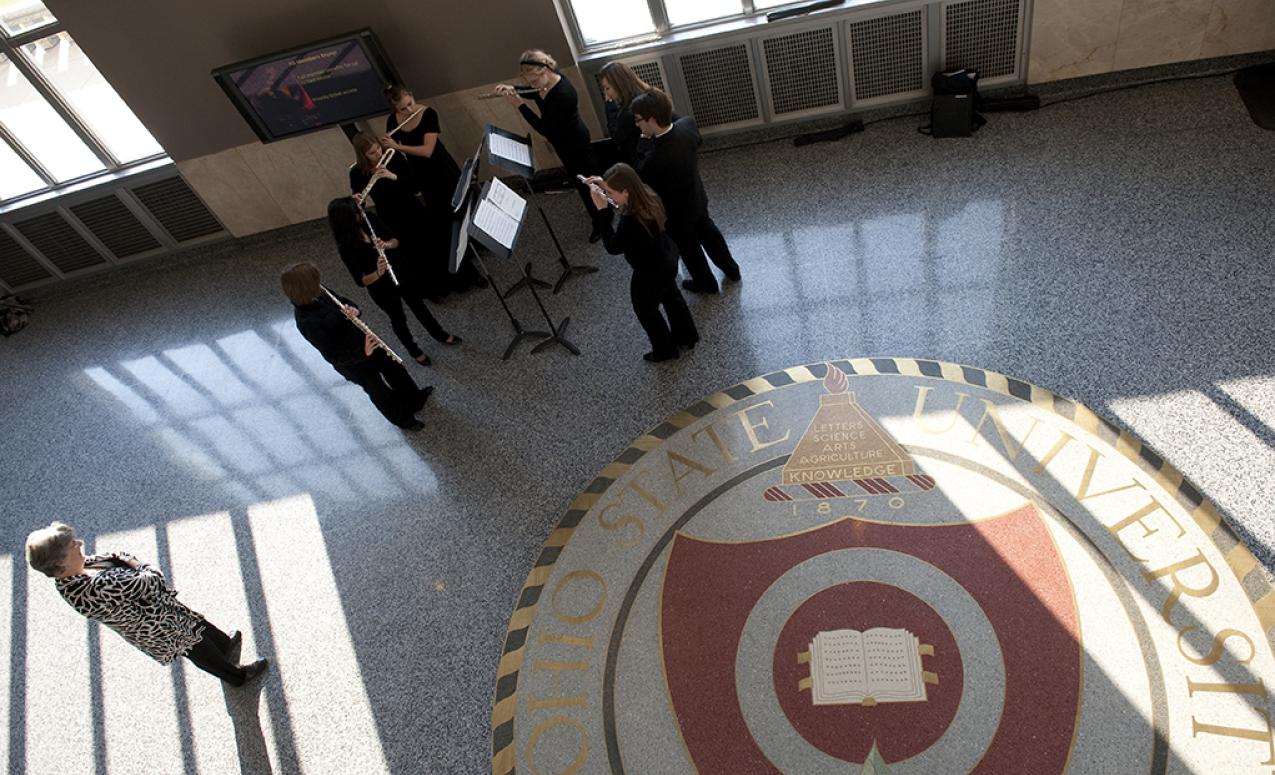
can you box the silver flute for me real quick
[356,206,399,286]
[359,148,397,200]
[578,175,618,208]
[321,286,403,364]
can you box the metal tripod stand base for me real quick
[530,316,580,355]
[552,262,599,294]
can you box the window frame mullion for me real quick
[648,0,672,34]
[743,0,757,14]
[3,25,123,170]
[0,120,56,188]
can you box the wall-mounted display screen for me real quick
[211,29,399,143]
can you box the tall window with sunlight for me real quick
[563,0,805,49]
[0,0,165,204]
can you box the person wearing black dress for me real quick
[599,62,657,167]
[496,49,610,242]
[632,90,741,295]
[585,163,697,362]
[378,85,486,294]
[326,197,461,367]
[281,261,431,431]
[349,132,450,301]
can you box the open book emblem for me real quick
[764,366,936,502]
[797,628,938,706]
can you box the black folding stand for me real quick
[522,262,579,355]
[520,179,598,295]
[484,123,597,296]
[472,249,550,360]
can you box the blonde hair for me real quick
[280,261,322,305]
[26,522,77,578]
[604,163,666,236]
[518,49,557,71]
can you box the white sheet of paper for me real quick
[487,178,527,221]
[473,198,518,250]
[490,133,532,168]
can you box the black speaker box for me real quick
[931,94,974,137]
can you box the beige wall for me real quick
[174,68,603,237]
[1029,0,1275,82]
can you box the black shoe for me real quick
[443,334,462,345]
[677,338,699,350]
[681,279,719,294]
[643,350,679,363]
[240,658,269,683]
[413,385,435,412]
[402,419,426,432]
[725,270,741,282]
[413,352,432,366]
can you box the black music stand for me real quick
[451,184,549,360]
[523,262,579,355]
[485,124,598,295]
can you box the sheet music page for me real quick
[490,133,532,168]
[487,178,527,221]
[473,198,518,250]
[811,630,866,704]
[455,197,475,265]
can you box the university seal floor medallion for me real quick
[492,359,1275,774]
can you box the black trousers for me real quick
[368,281,450,358]
[669,214,740,290]
[632,274,698,357]
[184,620,245,686]
[336,349,422,428]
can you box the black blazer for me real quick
[636,116,707,222]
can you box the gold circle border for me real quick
[489,357,1274,775]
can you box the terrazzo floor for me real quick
[3,65,1274,774]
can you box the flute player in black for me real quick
[632,90,741,294]
[327,197,461,367]
[585,163,698,362]
[282,261,432,431]
[496,49,610,242]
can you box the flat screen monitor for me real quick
[211,29,399,143]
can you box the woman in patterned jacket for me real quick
[26,522,268,687]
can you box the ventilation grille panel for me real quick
[70,195,161,259]
[762,27,840,116]
[0,228,52,288]
[130,176,223,243]
[849,10,926,102]
[630,61,666,92]
[678,45,760,128]
[13,212,106,273]
[944,0,1020,79]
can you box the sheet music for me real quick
[490,133,532,168]
[473,198,519,250]
[487,178,527,221]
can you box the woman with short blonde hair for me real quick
[495,49,611,241]
[26,521,267,686]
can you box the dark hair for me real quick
[383,83,411,103]
[599,62,652,109]
[351,131,382,174]
[327,197,364,248]
[604,163,666,236]
[630,89,672,127]
[280,261,322,305]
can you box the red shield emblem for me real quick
[660,503,1080,773]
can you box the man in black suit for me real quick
[281,261,431,431]
[632,90,740,294]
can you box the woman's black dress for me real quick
[349,155,446,299]
[519,73,609,229]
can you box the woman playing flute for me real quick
[349,132,450,302]
[327,197,461,367]
[495,49,610,243]
[282,261,433,431]
[379,84,486,293]
[585,163,698,362]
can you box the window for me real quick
[567,0,809,49]
[0,1,165,205]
